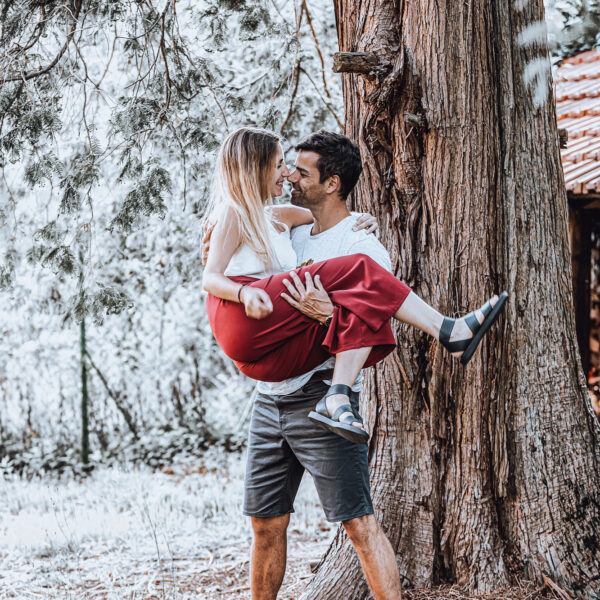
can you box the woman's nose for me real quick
[282,164,291,177]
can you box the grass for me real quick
[0,447,568,599]
[0,447,334,599]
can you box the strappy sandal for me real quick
[439,291,508,365]
[308,384,369,445]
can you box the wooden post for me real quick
[569,205,592,377]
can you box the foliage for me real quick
[546,0,600,57]
[0,0,342,469]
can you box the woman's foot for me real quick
[308,384,369,444]
[439,292,508,365]
[325,393,364,430]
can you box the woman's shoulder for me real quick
[210,203,241,229]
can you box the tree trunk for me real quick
[302,1,600,598]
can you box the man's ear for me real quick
[325,174,341,195]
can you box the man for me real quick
[245,130,403,600]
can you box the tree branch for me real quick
[298,65,343,129]
[301,0,332,99]
[1,0,83,84]
[85,349,139,438]
[332,51,390,74]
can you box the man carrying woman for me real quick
[202,127,507,599]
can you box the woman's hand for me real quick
[241,286,273,319]
[353,213,379,235]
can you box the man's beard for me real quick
[290,192,306,207]
[290,188,319,208]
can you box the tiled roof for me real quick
[557,50,600,194]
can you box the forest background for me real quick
[1,0,598,476]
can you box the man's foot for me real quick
[308,384,369,444]
[439,292,508,365]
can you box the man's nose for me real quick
[287,169,298,182]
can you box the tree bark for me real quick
[302,1,600,598]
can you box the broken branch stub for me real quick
[332,52,390,74]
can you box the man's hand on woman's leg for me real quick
[281,271,334,324]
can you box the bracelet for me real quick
[237,284,247,303]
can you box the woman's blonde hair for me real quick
[205,127,281,268]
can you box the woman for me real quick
[203,127,507,444]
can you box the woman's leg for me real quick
[328,347,372,430]
[208,255,406,381]
[394,291,500,359]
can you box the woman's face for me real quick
[268,143,291,199]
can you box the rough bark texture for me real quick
[301,1,600,598]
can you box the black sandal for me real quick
[308,384,369,445]
[439,291,508,365]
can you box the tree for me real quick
[301,1,600,598]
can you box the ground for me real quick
[0,448,564,599]
[0,448,333,599]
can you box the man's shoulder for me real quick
[344,229,391,270]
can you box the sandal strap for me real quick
[333,404,354,422]
[351,410,364,425]
[439,317,455,348]
[326,384,352,398]
[442,338,471,353]
[480,300,493,318]
[464,311,481,334]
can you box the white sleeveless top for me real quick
[224,220,298,279]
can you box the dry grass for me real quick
[0,449,575,600]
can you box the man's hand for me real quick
[242,286,273,319]
[201,221,216,266]
[281,271,334,324]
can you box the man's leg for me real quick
[343,514,402,600]
[250,514,290,600]
[244,391,306,600]
[281,381,397,598]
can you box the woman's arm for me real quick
[271,204,380,234]
[202,206,245,302]
[270,204,314,229]
[202,206,273,319]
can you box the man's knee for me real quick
[342,513,379,547]
[251,514,290,541]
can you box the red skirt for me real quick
[206,253,411,381]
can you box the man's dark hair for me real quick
[294,130,362,199]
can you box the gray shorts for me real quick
[243,377,373,522]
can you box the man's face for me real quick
[287,151,326,208]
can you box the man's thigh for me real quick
[243,392,305,518]
[280,380,374,523]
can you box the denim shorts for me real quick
[243,377,373,522]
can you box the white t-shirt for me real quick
[256,215,392,396]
